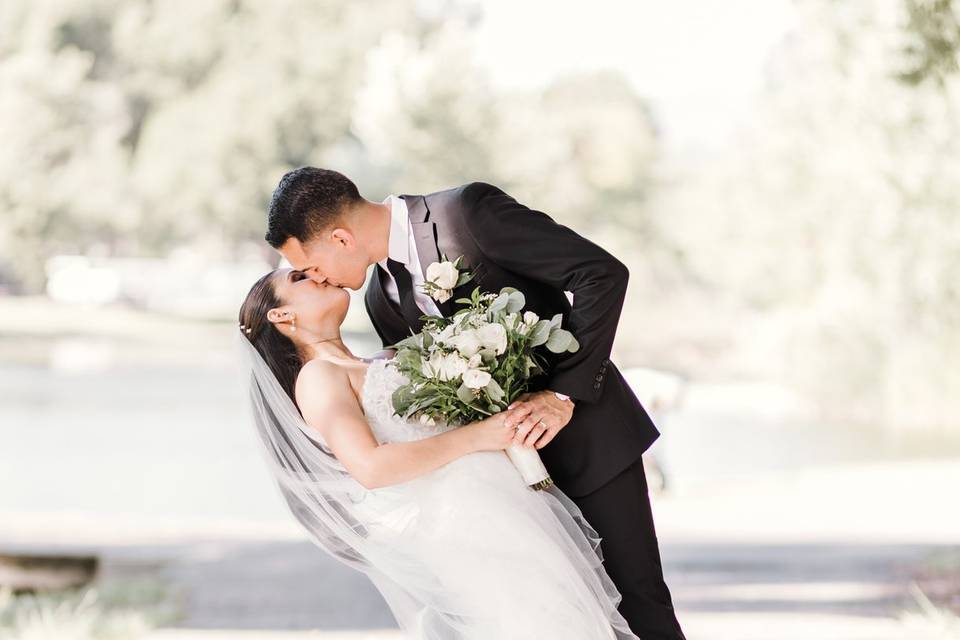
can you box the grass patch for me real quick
[0,576,181,639]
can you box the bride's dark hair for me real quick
[239,271,303,407]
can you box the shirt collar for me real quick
[379,194,410,268]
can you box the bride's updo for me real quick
[239,271,303,407]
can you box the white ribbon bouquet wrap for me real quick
[389,256,580,490]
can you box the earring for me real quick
[290,316,296,332]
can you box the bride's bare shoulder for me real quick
[298,357,339,378]
[295,359,354,411]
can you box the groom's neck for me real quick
[358,199,393,266]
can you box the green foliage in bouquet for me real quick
[388,285,580,426]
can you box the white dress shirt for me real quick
[377,194,443,317]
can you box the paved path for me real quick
[2,457,957,639]
[3,535,952,639]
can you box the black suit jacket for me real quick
[363,181,660,496]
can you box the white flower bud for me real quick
[463,369,492,389]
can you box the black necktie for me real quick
[385,258,425,334]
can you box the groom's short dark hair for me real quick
[265,167,364,248]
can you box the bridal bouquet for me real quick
[389,258,580,490]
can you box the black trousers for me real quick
[570,456,686,640]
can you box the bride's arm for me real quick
[296,362,515,489]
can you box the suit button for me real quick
[593,382,601,390]
[595,374,603,381]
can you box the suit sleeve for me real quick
[459,181,629,403]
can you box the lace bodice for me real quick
[360,358,456,444]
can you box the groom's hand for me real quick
[505,391,575,449]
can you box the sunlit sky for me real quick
[471,0,796,161]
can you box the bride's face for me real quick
[270,267,350,330]
[279,233,369,291]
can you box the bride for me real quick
[237,266,639,640]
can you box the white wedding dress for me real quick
[314,357,639,639]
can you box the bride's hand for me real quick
[466,410,519,452]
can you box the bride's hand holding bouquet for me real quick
[389,257,580,490]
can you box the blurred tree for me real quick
[351,18,662,237]
[0,0,411,290]
[0,0,135,291]
[898,0,960,87]
[658,0,960,433]
[127,0,409,251]
[1,0,664,294]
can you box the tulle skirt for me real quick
[350,449,639,640]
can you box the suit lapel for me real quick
[400,194,455,317]
[402,194,440,267]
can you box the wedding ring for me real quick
[534,418,545,429]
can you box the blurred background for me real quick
[1,0,958,638]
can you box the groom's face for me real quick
[278,234,368,291]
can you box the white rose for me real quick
[436,352,468,381]
[476,322,508,355]
[426,261,459,290]
[434,323,458,345]
[462,368,492,389]
[449,329,482,357]
[467,353,482,369]
[523,311,539,325]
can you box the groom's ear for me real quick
[329,227,355,248]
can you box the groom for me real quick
[266,167,686,639]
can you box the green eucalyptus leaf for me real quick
[489,292,510,314]
[545,328,574,353]
[528,320,552,346]
[485,377,505,402]
[506,290,525,313]
[396,349,422,371]
[392,384,416,414]
[456,383,477,405]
